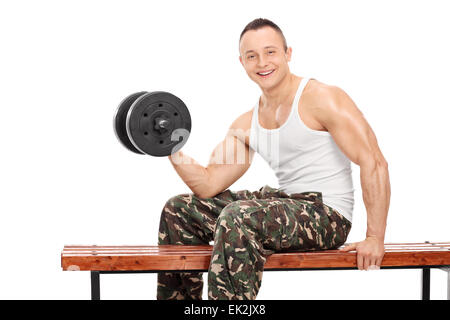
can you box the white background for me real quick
[1,0,449,300]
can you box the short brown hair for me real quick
[239,18,288,52]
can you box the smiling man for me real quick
[157,18,391,300]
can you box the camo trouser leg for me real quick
[157,185,352,300]
[207,186,352,300]
[156,188,256,300]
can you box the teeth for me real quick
[258,70,273,76]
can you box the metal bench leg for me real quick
[91,271,100,300]
[447,269,450,300]
[439,267,450,300]
[446,269,450,300]
[421,268,430,300]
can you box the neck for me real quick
[260,73,301,108]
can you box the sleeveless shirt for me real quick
[249,77,355,222]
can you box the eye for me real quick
[268,51,275,54]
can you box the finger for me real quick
[375,258,383,269]
[366,258,376,271]
[340,243,357,252]
[357,252,364,271]
[362,256,370,271]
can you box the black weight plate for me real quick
[113,91,147,154]
[126,91,191,156]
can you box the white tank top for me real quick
[249,77,355,222]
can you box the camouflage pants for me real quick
[157,185,352,300]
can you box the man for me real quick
[157,18,391,300]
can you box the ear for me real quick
[285,47,292,62]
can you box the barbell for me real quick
[113,91,191,156]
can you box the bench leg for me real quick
[439,267,450,300]
[91,271,100,300]
[421,268,430,300]
[447,268,450,300]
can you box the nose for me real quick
[257,55,268,69]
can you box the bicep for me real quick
[320,87,388,167]
[204,134,254,197]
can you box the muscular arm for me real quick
[168,111,254,198]
[315,85,391,241]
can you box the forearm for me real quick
[360,161,391,241]
[168,151,210,197]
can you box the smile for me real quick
[257,69,275,78]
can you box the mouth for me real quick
[257,69,275,78]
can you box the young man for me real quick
[157,18,391,300]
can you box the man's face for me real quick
[239,26,292,90]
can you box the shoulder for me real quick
[229,108,253,131]
[227,108,254,146]
[304,78,347,106]
[304,79,360,123]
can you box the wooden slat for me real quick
[63,245,215,249]
[62,247,450,256]
[63,242,450,248]
[61,250,450,258]
[61,242,450,271]
[63,246,213,252]
[62,243,450,252]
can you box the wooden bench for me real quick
[61,241,450,300]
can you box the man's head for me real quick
[239,18,292,89]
